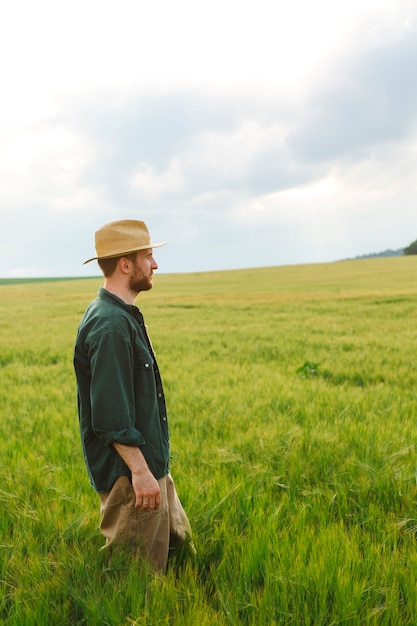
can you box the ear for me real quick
[118,256,132,275]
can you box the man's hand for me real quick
[131,469,161,510]
[113,442,161,510]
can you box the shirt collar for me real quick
[98,286,140,314]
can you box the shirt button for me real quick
[158,392,162,398]
[145,363,150,368]
[162,416,167,421]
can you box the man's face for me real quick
[128,248,158,294]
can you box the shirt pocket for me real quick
[133,352,155,396]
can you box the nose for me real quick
[151,257,158,270]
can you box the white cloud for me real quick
[130,159,184,198]
[0,0,417,276]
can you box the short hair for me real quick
[97,252,138,277]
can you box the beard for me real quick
[128,266,153,294]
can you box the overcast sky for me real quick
[1,0,416,277]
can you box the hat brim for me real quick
[83,241,167,264]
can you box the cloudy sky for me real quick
[1,0,416,277]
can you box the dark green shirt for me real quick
[74,287,170,492]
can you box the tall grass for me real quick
[1,257,417,624]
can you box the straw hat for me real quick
[83,220,167,264]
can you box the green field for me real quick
[1,257,417,625]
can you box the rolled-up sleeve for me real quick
[89,332,146,447]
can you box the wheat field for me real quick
[1,257,417,625]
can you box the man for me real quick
[74,219,192,572]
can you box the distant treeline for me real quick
[0,276,95,286]
[404,239,417,255]
[343,249,403,261]
[356,248,403,260]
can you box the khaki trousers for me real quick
[99,473,192,572]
